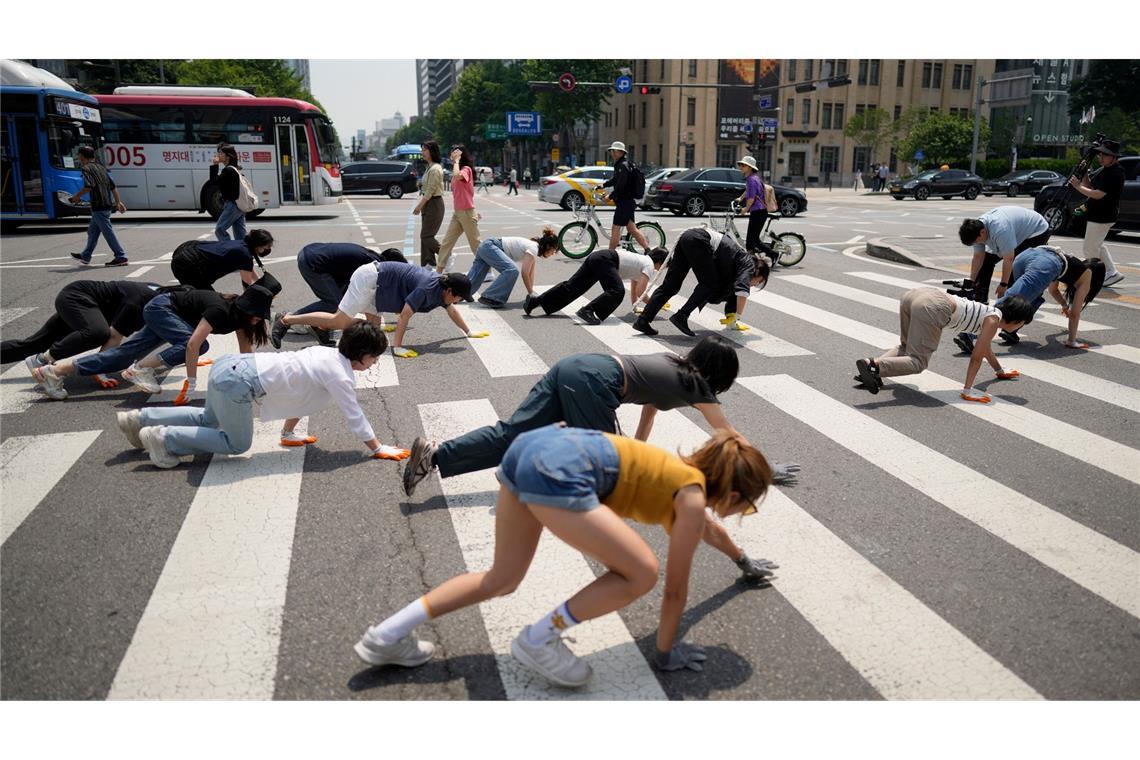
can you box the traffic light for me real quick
[639,86,662,95]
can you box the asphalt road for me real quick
[2,187,1138,701]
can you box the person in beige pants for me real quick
[437,145,482,274]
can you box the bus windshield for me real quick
[46,119,101,170]
[310,116,338,164]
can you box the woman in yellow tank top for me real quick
[356,424,773,688]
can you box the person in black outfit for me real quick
[270,243,406,348]
[170,229,273,290]
[213,144,248,242]
[1070,138,1127,286]
[633,228,769,337]
[601,141,650,252]
[2,280,160,387]
[523,247,668,324]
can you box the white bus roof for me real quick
[2,59,74,90]
[112,86,255,98]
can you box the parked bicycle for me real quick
[708,202,807,267]
[557,187,666,259]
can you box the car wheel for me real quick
[964,185,980,200]
[387,184,404,199]
[1006,184,1020,198]
[684,195,706,217]
[914,187,929,201]
[1041,203,1070,234]
[779,196,800,217]
[561,190,584,211]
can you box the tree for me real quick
[521,59,626,161]
[1069,60,1140,116]
[896,108,990,168]
[842,107,894,164]
[385,115,437,155]
[434,61,533,162]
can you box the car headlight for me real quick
[903,182,916,189]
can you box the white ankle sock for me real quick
[526,601,580,646]
[41,350,53,363]
[368,597,430,645]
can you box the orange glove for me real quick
[173,378,195,406]
[995,369,1020,380]
[94,373,120,389]
[1063,340,1089,350]
[960,387,992,403]
[196,359,213,367]
[370,445,411,460]
[280,433,318,447]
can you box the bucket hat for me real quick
[737,156,759,172]
[1094,139,1122,157]
[608,141,626,153]
[233,284,274,321]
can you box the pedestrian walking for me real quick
[632,227,769,337]
[115,321,410,469]
[1069,138,1126,287]
[68,146,129,266]
[359,424,773,685]
[270,243,404,348]
[958,206,1051,303]
[601,141,650,252]
[854,287,1034,403]
[524,247,668,324]
[878,163,889,191]
[466,230,559,308]
[436,145,482,274]
[870,163,880,192]
[477,167,491,194]
[2,280,160,389]
[523,167,532,190]
[734,156,769,254]
[32,284,273,402]
[413,140,445,267]
[272,260,485,359]
[853,167,865,192]
[170,229,273,291]
[506,167,518,195]
[212,145,248,242]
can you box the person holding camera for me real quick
[1069,139,1125,287]
[958,206,1051,304]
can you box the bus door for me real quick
[2,114,46,215]
[275,123,313,204]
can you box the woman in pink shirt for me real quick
[437,144,483,275]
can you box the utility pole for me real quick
[970,76,986,175]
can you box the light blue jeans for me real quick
[79,209,127,260]
[74,293,208,375]
[997,246,1064,320]
[139,355,265,456]
[467,238,519,304]
[215,200,248,242]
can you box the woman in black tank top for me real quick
[1047,256,1107,349]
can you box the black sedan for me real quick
[889,169,983,200]
[340,161,419,199]
[644,167,807,217]
[982,169,1063,197]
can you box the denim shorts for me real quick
[496,425,620,511]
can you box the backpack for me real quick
[763,183,779,213]
[629,162,647,200]
[234,167,260,213]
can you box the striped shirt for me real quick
[947,295,1001,333]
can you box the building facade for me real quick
[283,59,311,91]
[415,59,468,117]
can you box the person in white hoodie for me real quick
[114,321,410,468]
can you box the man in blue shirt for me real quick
[958,206,1050,303]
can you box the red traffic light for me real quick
[639,86,662,95]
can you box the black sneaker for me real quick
[523,293,540,317]
[855,358,881,394]
[669,313,696,337]
[270,312,289,350]
[999,329,1020,346]
[314,327,336,347]
[463,294,475,303]
[478,296,505,308]
[104,257,129,267]
[575,307,601,326]
[953,332,975,355]
[632,317,658,336]
[70,252,92,265]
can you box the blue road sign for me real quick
[615,75,633,94]
[743,123,754,133]
[758,94,773,109]
[760,117,778,132]
[915,148,926,160]
[506,112,543,136]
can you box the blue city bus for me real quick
[2,85,103,228]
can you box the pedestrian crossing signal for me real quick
[640,86,662,95]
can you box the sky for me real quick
[310,60,418,146]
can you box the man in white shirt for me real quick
[523,247,669,324]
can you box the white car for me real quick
[538,166,615,210]
[640,167,688,209]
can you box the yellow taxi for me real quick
[537,166,615,210]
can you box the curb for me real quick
[866,237,939,268]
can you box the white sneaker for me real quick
[24,353,47,380]
[116,410,144,450]
[1102,271,1124,287]
[354,632,435,668]
[122,363,161,393]
[31,365,67,400]
[510,626,592,688]
[138,426,181,469]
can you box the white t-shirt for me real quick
[616,250,654,281]
[946,294,1001,333]
[500,237,539,262]
[338,262,379,316]
[253,346,375,442]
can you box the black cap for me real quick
[1095,139,1122,157]
[233,284,274,321]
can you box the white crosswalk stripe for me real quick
[0,307,37,328]
[451,304,548,377]
[616,405,1042,699]
[685,307,814,358]
[418,399,667,699]
[109,419,310,699]
[1,430,102,544]
[564,296,670,355]
[738,375,1140,619]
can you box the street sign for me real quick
[558,72,576,92]
[614,75,632,94]
[484,123,508,140]
[743,123,753,134]
[758,94,773,110]
[915,148,926,160]
[506,112,543,136]
[551,148,561,162]
[760,117,778,134]
[988,67,1034,107]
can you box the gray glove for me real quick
[653,642,707,672]
[772,462,801,485]
[736,553,779,581]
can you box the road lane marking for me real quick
[126,266,155,279]
[1,430,102,545]
[0,307,36,328]
[738,375,1140,619]
[840,245,914,270]
[109,419,309,699]
[619,404,1042,699]
[147,333,242,404]
[564,296,671,355]
[685,307,814,358]
[418,399,667,700]
[451,305,548,378]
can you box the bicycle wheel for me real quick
[629,222,666,254]
[558,221,597,258]
[771,232,807,267]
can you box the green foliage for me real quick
[842,107,894,162]
[385,115,437,155]
[897,109,990,168]
[434,61,533,159]
[521,59,626,157]
[1068,60,1140,115]
[1081,107,1140,150]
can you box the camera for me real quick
[943,278,981,301]
[1072,132,1108,181]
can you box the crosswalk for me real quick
[1,260,1137,700]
